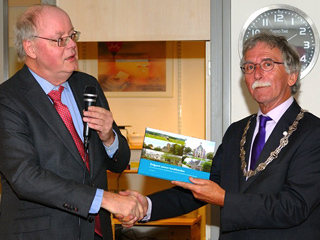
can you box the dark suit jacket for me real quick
[0,65,130,240]
[149,100,320,240]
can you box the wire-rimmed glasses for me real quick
[241,59,284,74]
[33,31,81,47]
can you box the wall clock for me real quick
[239,4,319,79]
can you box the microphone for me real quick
[83,86,97,151]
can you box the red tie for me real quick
[48,86,102,236]
[48,86,89,171]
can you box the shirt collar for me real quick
[28,68,70,94]
[257,97,294,123]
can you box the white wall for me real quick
[231,0,320,122]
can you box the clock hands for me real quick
[287,34,298,41]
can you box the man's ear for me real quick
[23,39,36,59]
[288,72,298,87]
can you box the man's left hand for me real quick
[172,177,225,206]
[82,106,115,146]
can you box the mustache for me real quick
[252,80,271,90]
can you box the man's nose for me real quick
[254,64,263,78]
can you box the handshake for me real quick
[101,177,225,227]
[101,190,148,228]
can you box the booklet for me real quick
[138,127,216,183]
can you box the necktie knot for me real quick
[259,115,272,128]
[48,86,64,103]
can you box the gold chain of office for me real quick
[240,109,307,178]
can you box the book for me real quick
[138,128,216,183]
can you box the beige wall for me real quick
[57,0,210,41]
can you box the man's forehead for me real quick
[245,43,281,59]
[36,8,72,35]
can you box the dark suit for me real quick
[149,100,320,240]
[0,65,130,240]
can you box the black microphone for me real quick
[83,86,97,151]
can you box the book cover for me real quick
[138,128,216,183]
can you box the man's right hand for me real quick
[100,191,144,224]
[115,190,148,228]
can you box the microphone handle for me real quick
[83,100,96,151]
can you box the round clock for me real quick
[239,5,319,79]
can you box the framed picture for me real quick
[97,41,174,97]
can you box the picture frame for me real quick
[78,41,174,98]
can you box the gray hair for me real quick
[241,33,301,95]
[14,4,60,62]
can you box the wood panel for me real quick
[57,0,210,41]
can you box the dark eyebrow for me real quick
[261,58,274,61]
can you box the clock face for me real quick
[239,5,319,79]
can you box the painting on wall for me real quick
[97,41,173,97]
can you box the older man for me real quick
[0,4,143,240]
[120,33,320,239]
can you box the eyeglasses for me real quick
[33,31,81,47]
[240,59,284,74]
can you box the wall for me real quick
[231,0,320,122]
[57,0,210,41]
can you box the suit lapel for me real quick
[240,101,301,192]
[20,66,87,170]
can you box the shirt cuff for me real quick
[89,188,104,214]
[141,197,152,222]
[104,130,119,157]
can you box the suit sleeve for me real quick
[148,186,206,221]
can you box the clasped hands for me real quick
[101,190,147,226]
[114,177,225,228]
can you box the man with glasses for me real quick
[0,4,144,240]
[118,33,320,239]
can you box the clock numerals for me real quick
[262,19,268,27]
[300,28,306,36]
[304,41,310,49]
[251,29,261,36]
[274,14,284,22]
[301,55,307,63]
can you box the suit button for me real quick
[88,217,94,223]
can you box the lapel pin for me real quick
[283,131,288,136]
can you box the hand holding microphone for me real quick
[83,86,97,151]
[83,86,115,150]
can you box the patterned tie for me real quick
[250,115,272,170]
[48,86,102,236]
[48,86,90,171]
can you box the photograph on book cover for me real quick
[97,41,173,97]
[138,128,215,183]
